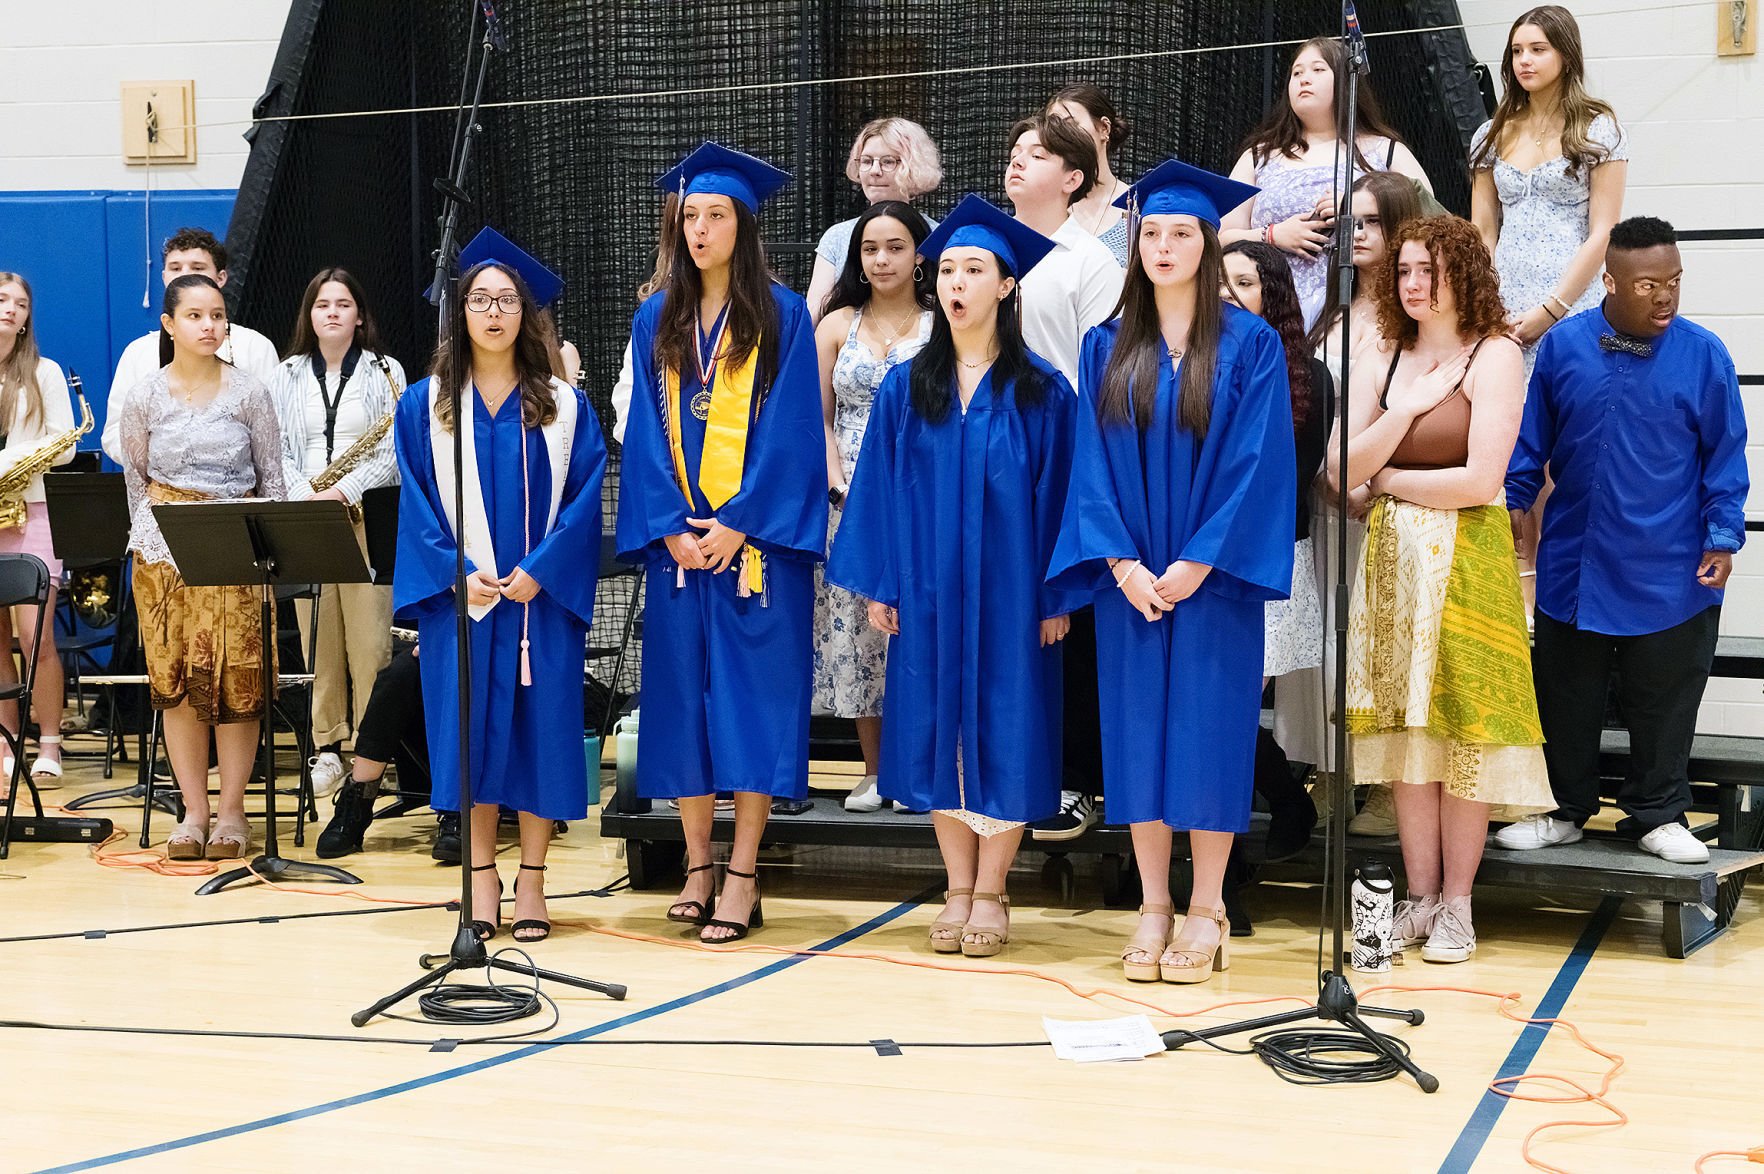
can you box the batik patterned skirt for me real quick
[1345,495,1552,819]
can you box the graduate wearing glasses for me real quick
[617,144,827,944]
[394,231,608,944]
[1050,160,1296,986]
[828,196,1080,958]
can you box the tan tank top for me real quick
[1379,338,1485,470]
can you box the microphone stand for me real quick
[1159,2,1433,1091]
[355,0,624,1025]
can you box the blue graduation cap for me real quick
[456,226,565,307]
[1113,158,1260,227]
[656,142,791,213]
[918,193,1057,279]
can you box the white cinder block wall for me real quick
[1460,1,1764,736]
[0,4,290,191]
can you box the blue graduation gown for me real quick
[1048,307,1296,832]
[615,283,827,799]
[392,380,608,820]
[827,356,1081,822]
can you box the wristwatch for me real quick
[828,484,846,507]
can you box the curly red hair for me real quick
[1372,215,1509,347]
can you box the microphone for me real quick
[1343,1,1371,76]
[479,0,507,50]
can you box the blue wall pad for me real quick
[0,189,236,450]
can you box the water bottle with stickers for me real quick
[1350,859,1395,973]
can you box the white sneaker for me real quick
[309,752,347,799]
[1391,893,1440,950]
[843,775,885,813]
[1639,822,1710,864]
[1494,814,1584,851]
[1420,897,1476,964]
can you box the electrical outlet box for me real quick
[121,80,198,164]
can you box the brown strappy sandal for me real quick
[960,892,1010,958]
[928,888,973,954]
[1159,905,1230,984]
[1121,903,1175,982]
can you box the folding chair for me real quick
[0,554,53,859]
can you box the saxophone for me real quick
[0,371,94,531]
[308,353,402,525]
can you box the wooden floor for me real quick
[2,740,1760,1173]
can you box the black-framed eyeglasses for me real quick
[465,292,523,313]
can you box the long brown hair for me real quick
[1222,242,1310,430]
[1373,216,1509,349]
[285,266,384,360]
[0,272,46,434]
[1097,220,1224,435]
[652,200,780,394]
[1307,170,1427,350]
[1238,37,1406,171]
[636,194,680,301]
[1469,6,1617,178]
[427,261,558,432]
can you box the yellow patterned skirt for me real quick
[1345,496,1552,818]
[133,556,272,724]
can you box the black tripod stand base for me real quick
[195,853,365,895]
[1161,971,1437,1093]
[351,926,628,1028]
[64,783,179,815]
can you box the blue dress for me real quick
[393,381,608,820]
[827,355,1081,824]
[1049,307,1296,832]
[616,284,827,799]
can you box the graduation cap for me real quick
[656,142,791,214]
[1113,158,1260,227]
[426,226,565,308]
[456,226,564,307]
[918,193,1057,279]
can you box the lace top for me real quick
[120,365,287,568]
[1251,137,1394,330]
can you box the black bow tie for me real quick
[1599,333,1654,359]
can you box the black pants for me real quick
[1533,606,1719,836]
[1061,605,1103,797]
[352,646,430,801]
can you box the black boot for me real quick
[432,811,462,864]
[316,781,377,859]
[1255,728,1317,863]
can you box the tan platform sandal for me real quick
[1159,905,1229,984]
[206,816,251,861]
[960,892,1010,958]
[1121,903,1175,982]
[166,820,207,862]
[928,887,973,954]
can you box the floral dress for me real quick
[1471,114,1628,377]
[1252,137,1395,331]
[811,308,932,717]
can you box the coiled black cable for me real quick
[1248,1026,1412,1085]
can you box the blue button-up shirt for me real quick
[1506,306,1748,637]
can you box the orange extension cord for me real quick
[70,822,1754,1172]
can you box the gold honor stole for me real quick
[664,339,766,596]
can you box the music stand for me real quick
[44,473,174,814]
[154,498,368,894]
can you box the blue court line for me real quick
[35,896,922,1174]
[1437,895,1620,1174]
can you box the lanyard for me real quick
[311,345,362,462]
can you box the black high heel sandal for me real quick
[470,863,502,942]
[666,863,716,925]
[700,865,764,944]
[512,863,552,943]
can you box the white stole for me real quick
[429,377,577,621]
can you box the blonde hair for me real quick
[843,118,943,199]
[0,272,45,434]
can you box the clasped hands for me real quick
[465,567,541,607]
[1114,558,1210,622]
[664,517,748,574]
[867,600,1070,647]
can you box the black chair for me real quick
[0,554,53,858]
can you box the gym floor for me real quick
[2,750,1759,1172]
